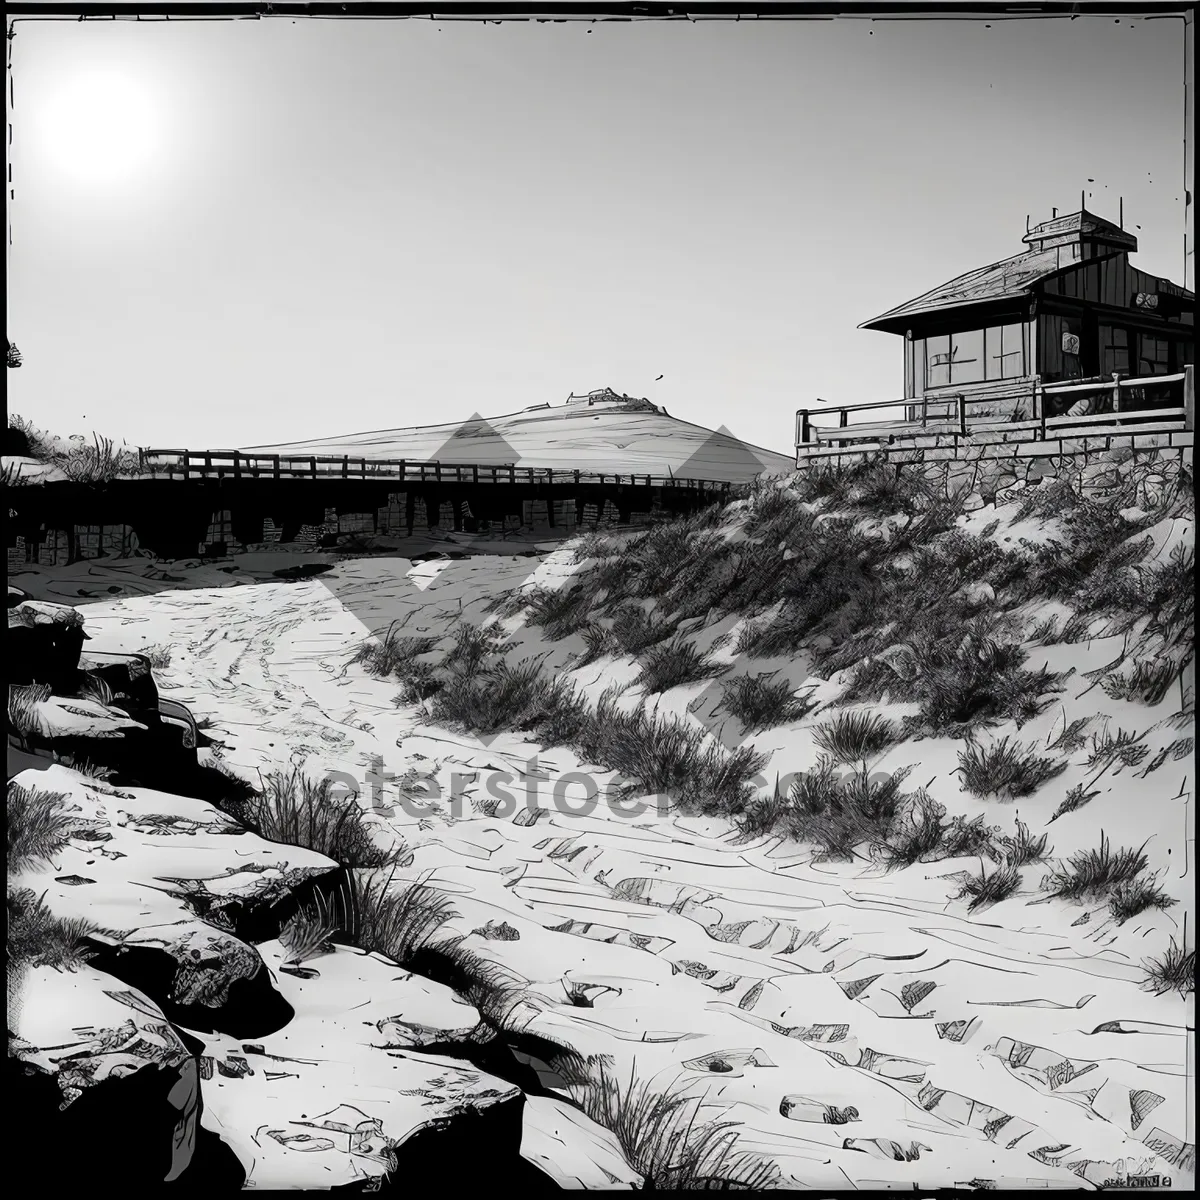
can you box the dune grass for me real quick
[7,888,108,974]
[1141,939,1194,996]
[7,782,78,871]
[1044,833,1154,907]
[634,638,726,695]
[244,768,392,867]
[957,736,1067,800]
[812,711,898,765]
[719,672,815,733]
[575,1064,782,1189]
[955,860,1022,911]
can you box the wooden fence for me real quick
[796,367,1194,464]
[135,450,729,493]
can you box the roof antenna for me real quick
[1119,197,1124,228]
[1081,188,1085,213]
[1026,213,1030,233]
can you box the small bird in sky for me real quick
[655,374,664,381]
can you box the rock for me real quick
[193,939,520,1189]
[995,479,1027,506]
[520,1095,642,1188]
[8,764,337,1036]
[9,964,202,1185]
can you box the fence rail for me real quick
[134,449,730,493]
[796,366,1194,461]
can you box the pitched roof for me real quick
[860,244,1074,334]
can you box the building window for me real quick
[1100,325,1130,377]
[984,323,1026,380]
[1137,334,1171,377]
[923,329,992,388]
[925,334,951,388]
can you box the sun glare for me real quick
[36,69,161,186]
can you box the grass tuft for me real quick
[575,1064,782,1190]
[244,768,392,867]
[812,711,898,764]
[1141,939,1194,996]
[8,783,78,870]
[1044,833,1150,903]
[955,860,1022,910]
[957,737,1067,800]
[635,638,726,694]
[719,673,815,733]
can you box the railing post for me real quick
[310,456,317,478]
[957,393,967,439]
[797,409,811,445]
[1184,364,1195,431]
[1111,373,1122,415]
[182,451,190,482]
[920,395,928,429]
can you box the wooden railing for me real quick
[796,366,1194,461]
[134,450,729,493]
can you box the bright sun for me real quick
[37,69,160,186]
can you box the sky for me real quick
[4,12,1192,455]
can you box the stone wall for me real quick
[796,427,1194,509]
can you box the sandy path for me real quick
[79,554,1194,1189]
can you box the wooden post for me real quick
[342,455,349,479]
[1111,373,1122,415]
[204,452,213,476]
[183,451,190,482]
[1037,379,1047,441]
[956,393,967,439]
[920,394,928,428]
[309,457,317,478]
[1184,363,1195,431]
[232,451,242,480]
[273,455,281,481]
[797,409,811,445]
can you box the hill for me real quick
[241,388,795,483]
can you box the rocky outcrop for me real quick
[189,939,527,1189]
[8,764,337,1036]
[8,964,217,1187]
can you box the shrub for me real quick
[574,622,618,667]
[783,760,916,861]
[575,1065,781,1190]
[878,789,948,868]
[719,673,814,733]
[609,604,680,655]
[245,768,391,867]
[1107,875,1176,925]
[8,682,52,740]
[1100,658,1186,707]
[1044,833,1149,903]
[956,861,1022,910]
[957,737,1067,800]
[812,711,898,765]
[635,638,726,695]
[7,888,109,974]
[525,583,596,642]
[341,870,458,967]
[569,689,767,819]
[997,817,1052,867]
[431,658,587,743]
[1141,939,1194,996]
[279,891,341,965]
[1048,782,1102,823]
[916,640,1063,737]
[8,783,78,870]
[1086,727,1150,775]
[352,624,440,680]
[941,813,1004,861]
